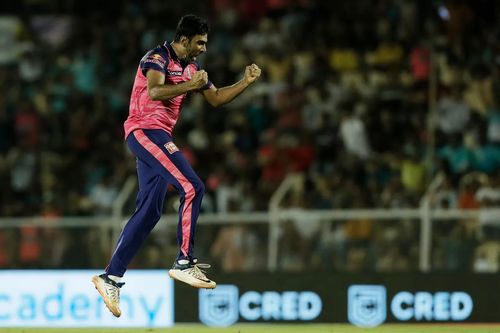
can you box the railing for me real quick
[0,206,491,271]
[0,173,496,272]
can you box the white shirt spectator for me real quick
[340,115,370,160]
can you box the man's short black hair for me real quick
[174,15,209,42]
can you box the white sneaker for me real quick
[168,260,216,289]
[92,274,124,317]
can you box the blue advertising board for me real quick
[0,270,173,327]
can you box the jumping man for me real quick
[92,14,261,317]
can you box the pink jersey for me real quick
[124,41,211,139]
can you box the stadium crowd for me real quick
[0,0,499,273]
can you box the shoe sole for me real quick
[92,275,122,317]
[168,270,216,289]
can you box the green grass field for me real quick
[1,324,500,333]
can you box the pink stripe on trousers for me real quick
[134,130,195,257]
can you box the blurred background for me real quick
[0,0,499,278]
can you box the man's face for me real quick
[183,34,207,60]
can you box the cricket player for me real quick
[92,14,261,317]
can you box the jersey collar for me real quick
[164,41,192,68]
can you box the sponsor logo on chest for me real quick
[167,64,195,79]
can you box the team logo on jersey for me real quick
[164,142,179,154]
[199,285,239,327]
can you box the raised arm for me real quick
[202,64,261,107]
[147,69,208,101]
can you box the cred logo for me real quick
[199,285,322,327]
[391,291,473,321]
[239,291,322,321]
[348,285,386,328]
[348,285,474,327]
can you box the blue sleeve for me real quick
[195,61,213,90]
[140,47,169,76]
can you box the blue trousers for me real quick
[106,129,204,277]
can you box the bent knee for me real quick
[180,179,204,198]
[192,179,205,195]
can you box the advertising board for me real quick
[0,270,173,327]
[173,272,500,326]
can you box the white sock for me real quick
[108,274,123,283]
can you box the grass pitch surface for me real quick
[1,324,500,333]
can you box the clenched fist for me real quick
[244,64,261,85]
[190,70,209,89]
